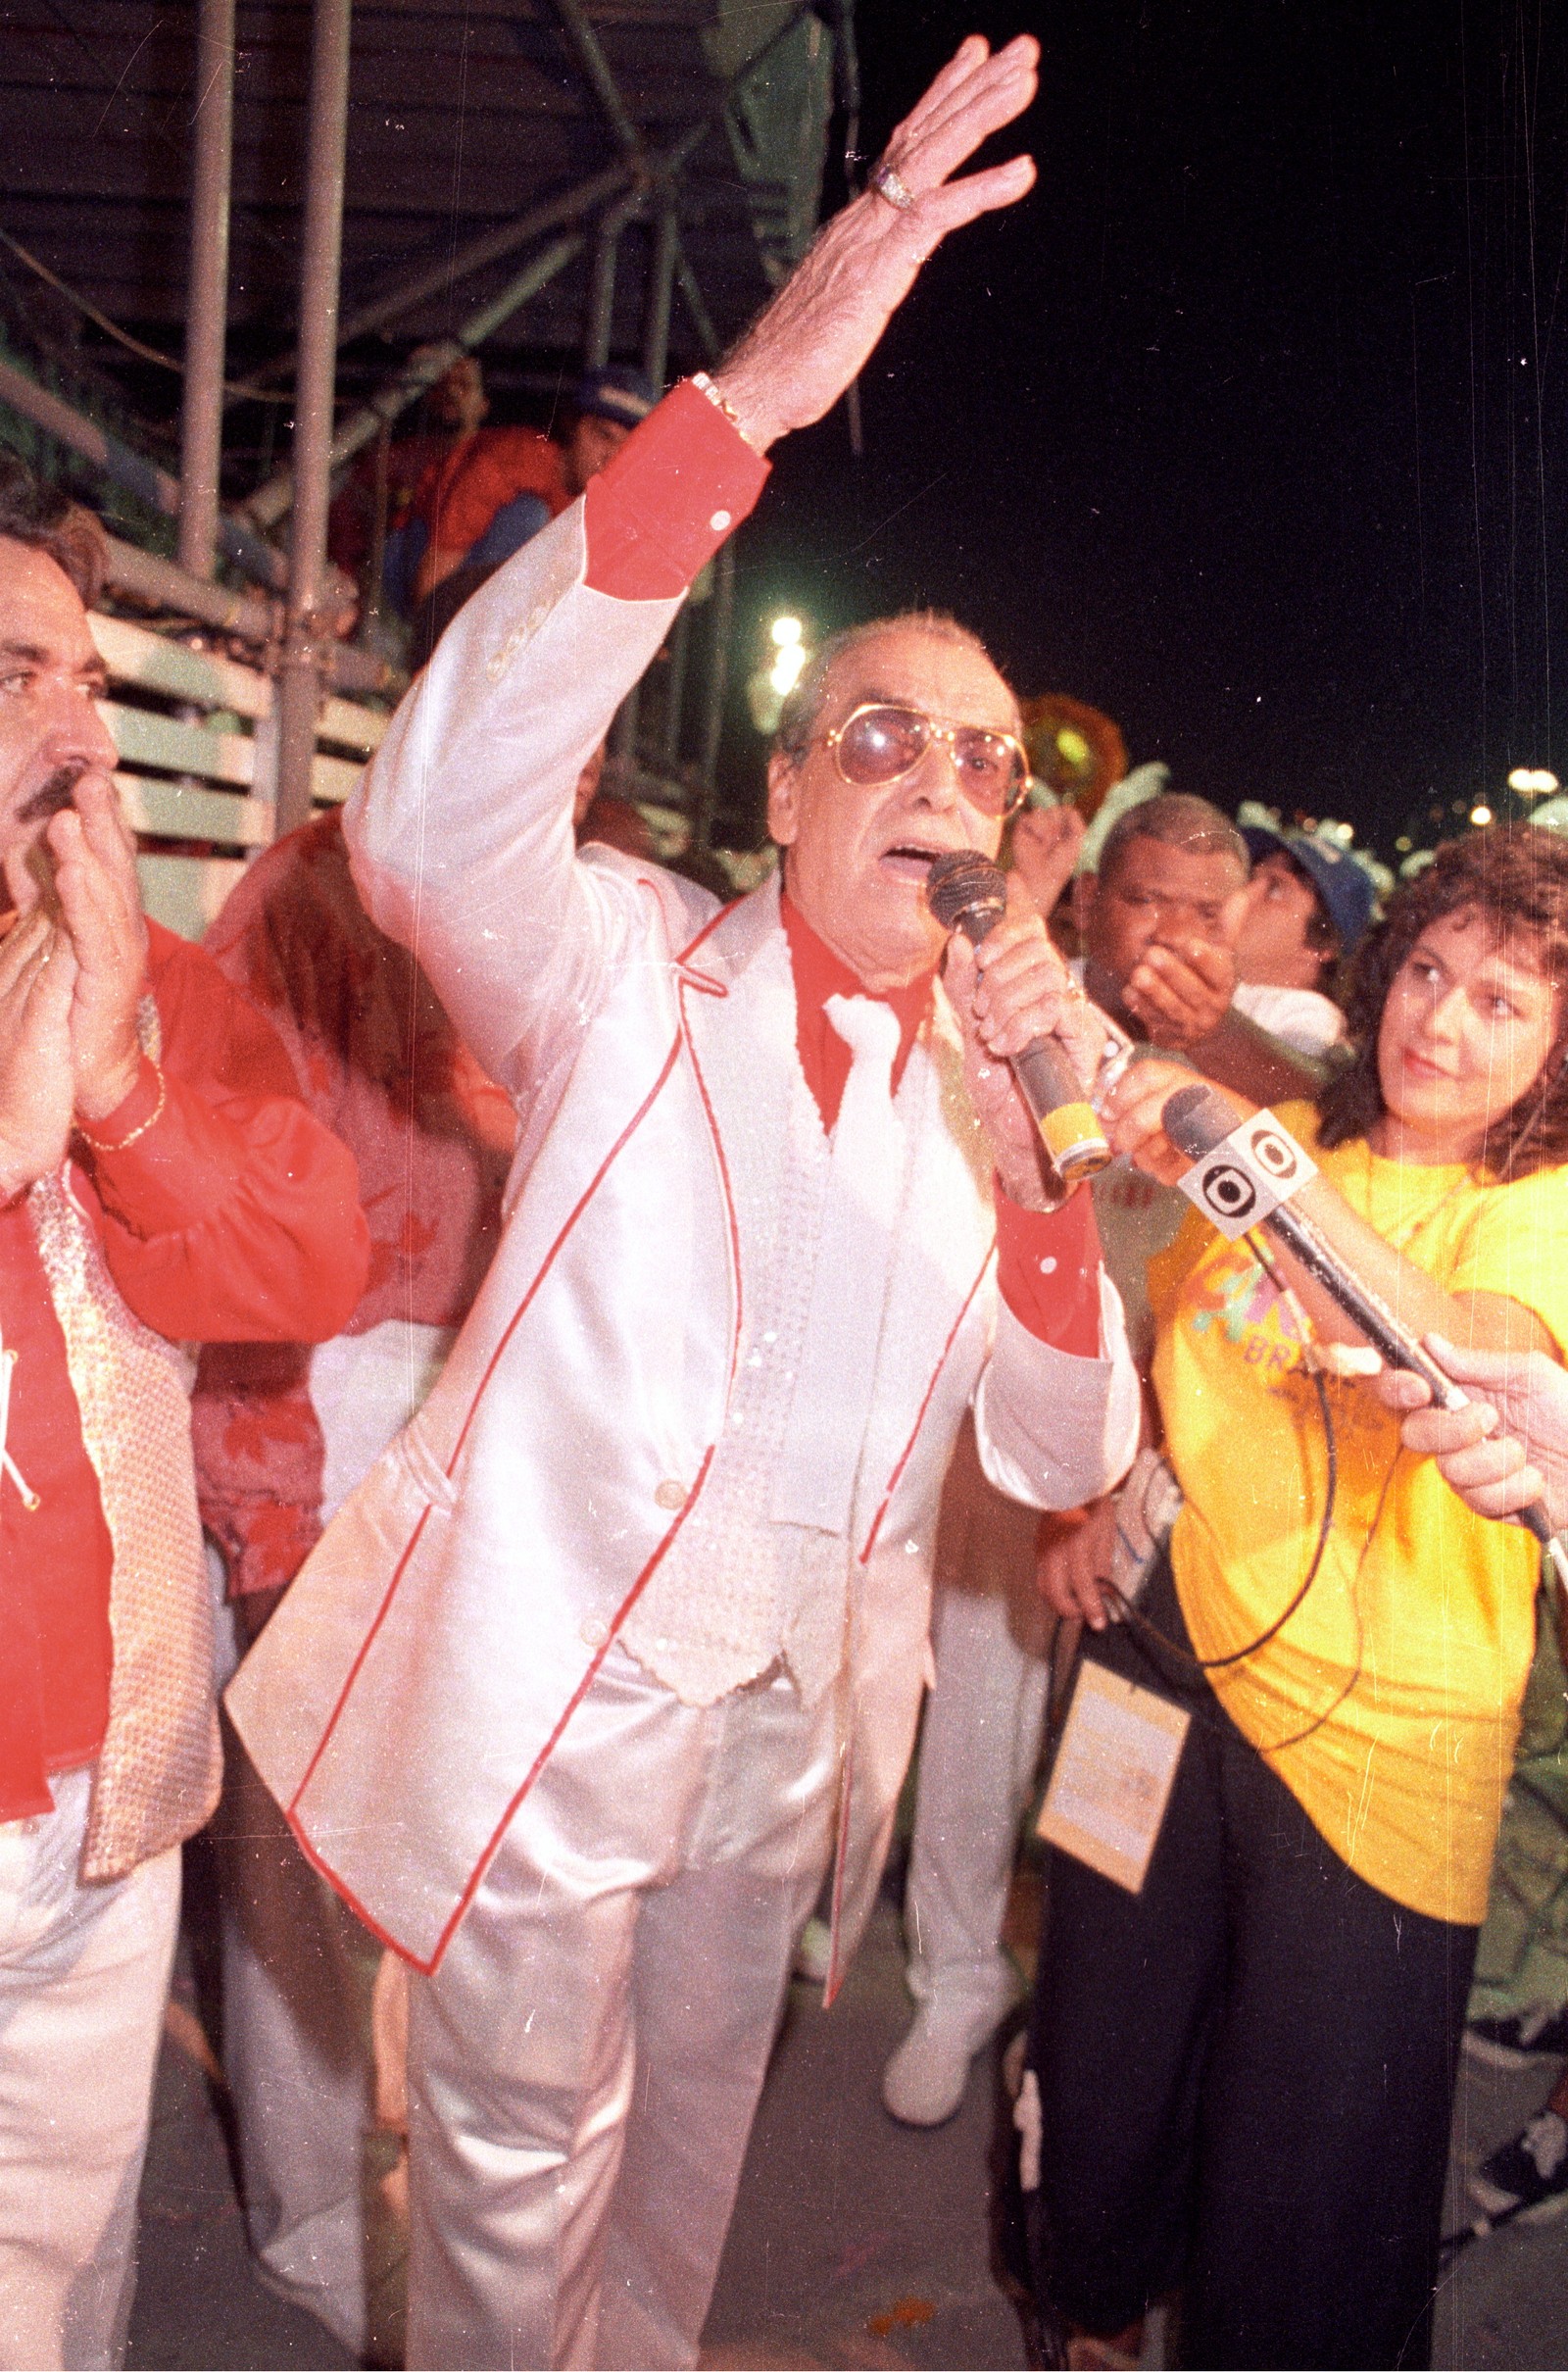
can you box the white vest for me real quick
[621,948,949,1709]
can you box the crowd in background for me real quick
[5,39,1568,2367]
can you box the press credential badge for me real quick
[1037,1661,1191,1893]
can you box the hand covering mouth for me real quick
[18,764,84,824]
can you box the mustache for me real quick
[17,765,85,825]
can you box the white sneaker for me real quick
[881,2002,1003,2127]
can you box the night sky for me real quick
[718,0,1568,861]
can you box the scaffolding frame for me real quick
[1,0,846,856]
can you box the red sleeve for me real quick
[582,379,770,601]
[83,923,370,1345]
[995,1182,1104,1359]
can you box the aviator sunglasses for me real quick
[817,703,1032,819]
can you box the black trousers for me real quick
[1028,1555,1477,2371]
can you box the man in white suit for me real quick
[229,33,1140,2369]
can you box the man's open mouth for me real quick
[879,842,949,881]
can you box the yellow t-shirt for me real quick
[1150,1102,1568,1924]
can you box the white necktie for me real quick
[771,993,907,1535]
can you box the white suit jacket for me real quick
[227,493,1140,1979]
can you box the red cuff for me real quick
[583,379,770,601]
[995,1182,1104,1358]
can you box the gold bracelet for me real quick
[690,371,759,452]
[76,1058,167,1155]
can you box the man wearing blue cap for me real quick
[1234,820,1379,1048]
[411,362,658,660]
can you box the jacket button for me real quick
[654,1479,688,1512]
[579,1615,610,1650]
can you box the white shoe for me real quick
[881,2002,1003,2126]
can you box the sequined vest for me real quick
[28,1003,220,1882]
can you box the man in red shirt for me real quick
[0,460,370,2370]
[408,363,656,664]
[411,362,655,607]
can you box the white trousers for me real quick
[218,1318,452,2356]
[904,1419,1051,2027]
[0,1767,180,2371]
[406,1644,840,2371]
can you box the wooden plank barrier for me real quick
[89,612,387,941]
[90,612,748,940]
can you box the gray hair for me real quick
[1098,791,1249,885]
[773,611,1015,761]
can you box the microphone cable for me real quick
[1092,1227,1373,1756]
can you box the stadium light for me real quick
[769,641,808,696]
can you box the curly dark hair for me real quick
[0,454,106,607]
[1317,826,1568,1177]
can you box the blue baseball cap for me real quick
[1241,823,1378,956]
[574,365,658,428]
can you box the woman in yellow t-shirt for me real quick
[1029,827,1568,2370]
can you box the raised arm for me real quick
[710,34,1039,454]
[345,33,1042,1094]
[343,484,706,1097]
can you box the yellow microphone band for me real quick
[1039,1101,1111,1176]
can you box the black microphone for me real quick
[925,851,1111,1186]
[1162,1081,1564,1564]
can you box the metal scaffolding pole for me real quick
[99,537,397,697]
[0,354,289,592]
[178,0,235,579]
[673,251,720,365]
[549,0,642,158]
[584,192,643,370]
[660,604,691,770]
[643,204,679,389]
[273,0,353,836]
[235,156,642,396]
[106,536,271,644]
[550,0,719,377]
[551,0,722,789]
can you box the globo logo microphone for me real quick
[1195,1161,1258,1226]
[1176,1112,1316,1240]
